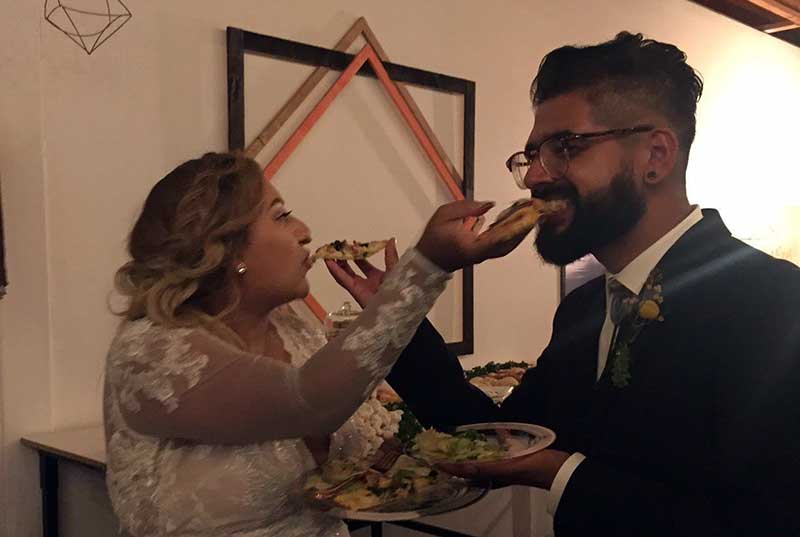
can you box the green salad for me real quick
[411,428,506,463]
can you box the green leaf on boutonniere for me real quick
[608,269,666,388]
[611,341,632,388]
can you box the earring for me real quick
[236,262,247,275]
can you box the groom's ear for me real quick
[641,127,679,186]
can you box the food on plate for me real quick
[487,366,528,382]
[304,454,445,511]
[320,458,370,483]
[470,375,518,388]
[463,362,530,402]
[331,487,384,511]
[376,383,402,404]
[411,428,506,463]
[469,366,529,388]
[483,198,566,242]
[312,239,390,261]
[384,401,423,447]
[465,361,530,381]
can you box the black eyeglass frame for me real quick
[505,125,655,185]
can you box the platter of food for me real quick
[302,452,487,521]
[303,421,554,521]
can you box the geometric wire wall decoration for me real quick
[44,0,132,55]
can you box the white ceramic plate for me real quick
[433,422,557,463]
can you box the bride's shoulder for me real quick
[110,317,216,358]
[115,317,192,342]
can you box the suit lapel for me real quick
[547,279,606,451]
[560,278,606,389]
[621,210,734,375]
[586,211,734,444]
[655,209,733,289]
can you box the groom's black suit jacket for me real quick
[388,210,800,536]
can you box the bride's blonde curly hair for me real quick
[115,152,264,327]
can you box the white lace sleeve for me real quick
[268,303,403,461]
[107,248,449,445]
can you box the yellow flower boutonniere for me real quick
[638,299,660,320]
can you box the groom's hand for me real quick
[437,449,571,489]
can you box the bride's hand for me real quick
[416,200,523,272]
[325,239,399,308]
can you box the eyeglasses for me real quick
[505,125,655,189]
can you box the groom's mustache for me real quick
[531,180,578,203]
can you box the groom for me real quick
[328,32,800,536]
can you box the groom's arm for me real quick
[386,319,499,429]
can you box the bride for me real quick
[104,152,515,537]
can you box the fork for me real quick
[311,472,368,499]
[311,440,402,500]
[369,438,403,472]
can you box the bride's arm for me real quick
[108,249,449,445]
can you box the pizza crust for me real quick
[483,198,566,242]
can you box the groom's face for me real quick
[522,92,647,266]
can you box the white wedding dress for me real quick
[103,250,448,537]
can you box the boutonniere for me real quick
[610,269,664,388]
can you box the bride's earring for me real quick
[236,262,247,275]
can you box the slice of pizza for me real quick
[482,198,566,242]
[312,239,390,262]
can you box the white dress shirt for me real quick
[546,206,704,517]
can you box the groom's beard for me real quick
[535,166,646,266]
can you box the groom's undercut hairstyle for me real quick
[530,31,704,160]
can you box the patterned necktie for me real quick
[607,277,636,325]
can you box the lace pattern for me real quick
[271,305,402,460]
[104,249,448,536]
[108,320,209,413]
[342,252,449,398]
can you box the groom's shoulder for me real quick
[707,236,799,284]
[555,275,605,321]
[730,239,800,298]
[684,235,800,312]
[564,274,605,301]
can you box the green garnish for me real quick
[465,361,529,380]
[456,430,486,441]
[385,401,423,446]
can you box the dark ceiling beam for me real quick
[744,0,800,26]
[759,20,800,31]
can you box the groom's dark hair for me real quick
[531,31,704,157]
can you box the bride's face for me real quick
[237,182,313,308]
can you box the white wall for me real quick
[1,0,55,535]
[1,0,799,535]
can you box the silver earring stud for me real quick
[236,262,247,275]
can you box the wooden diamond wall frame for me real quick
[227,22,475,355]
[44,0,132,55]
